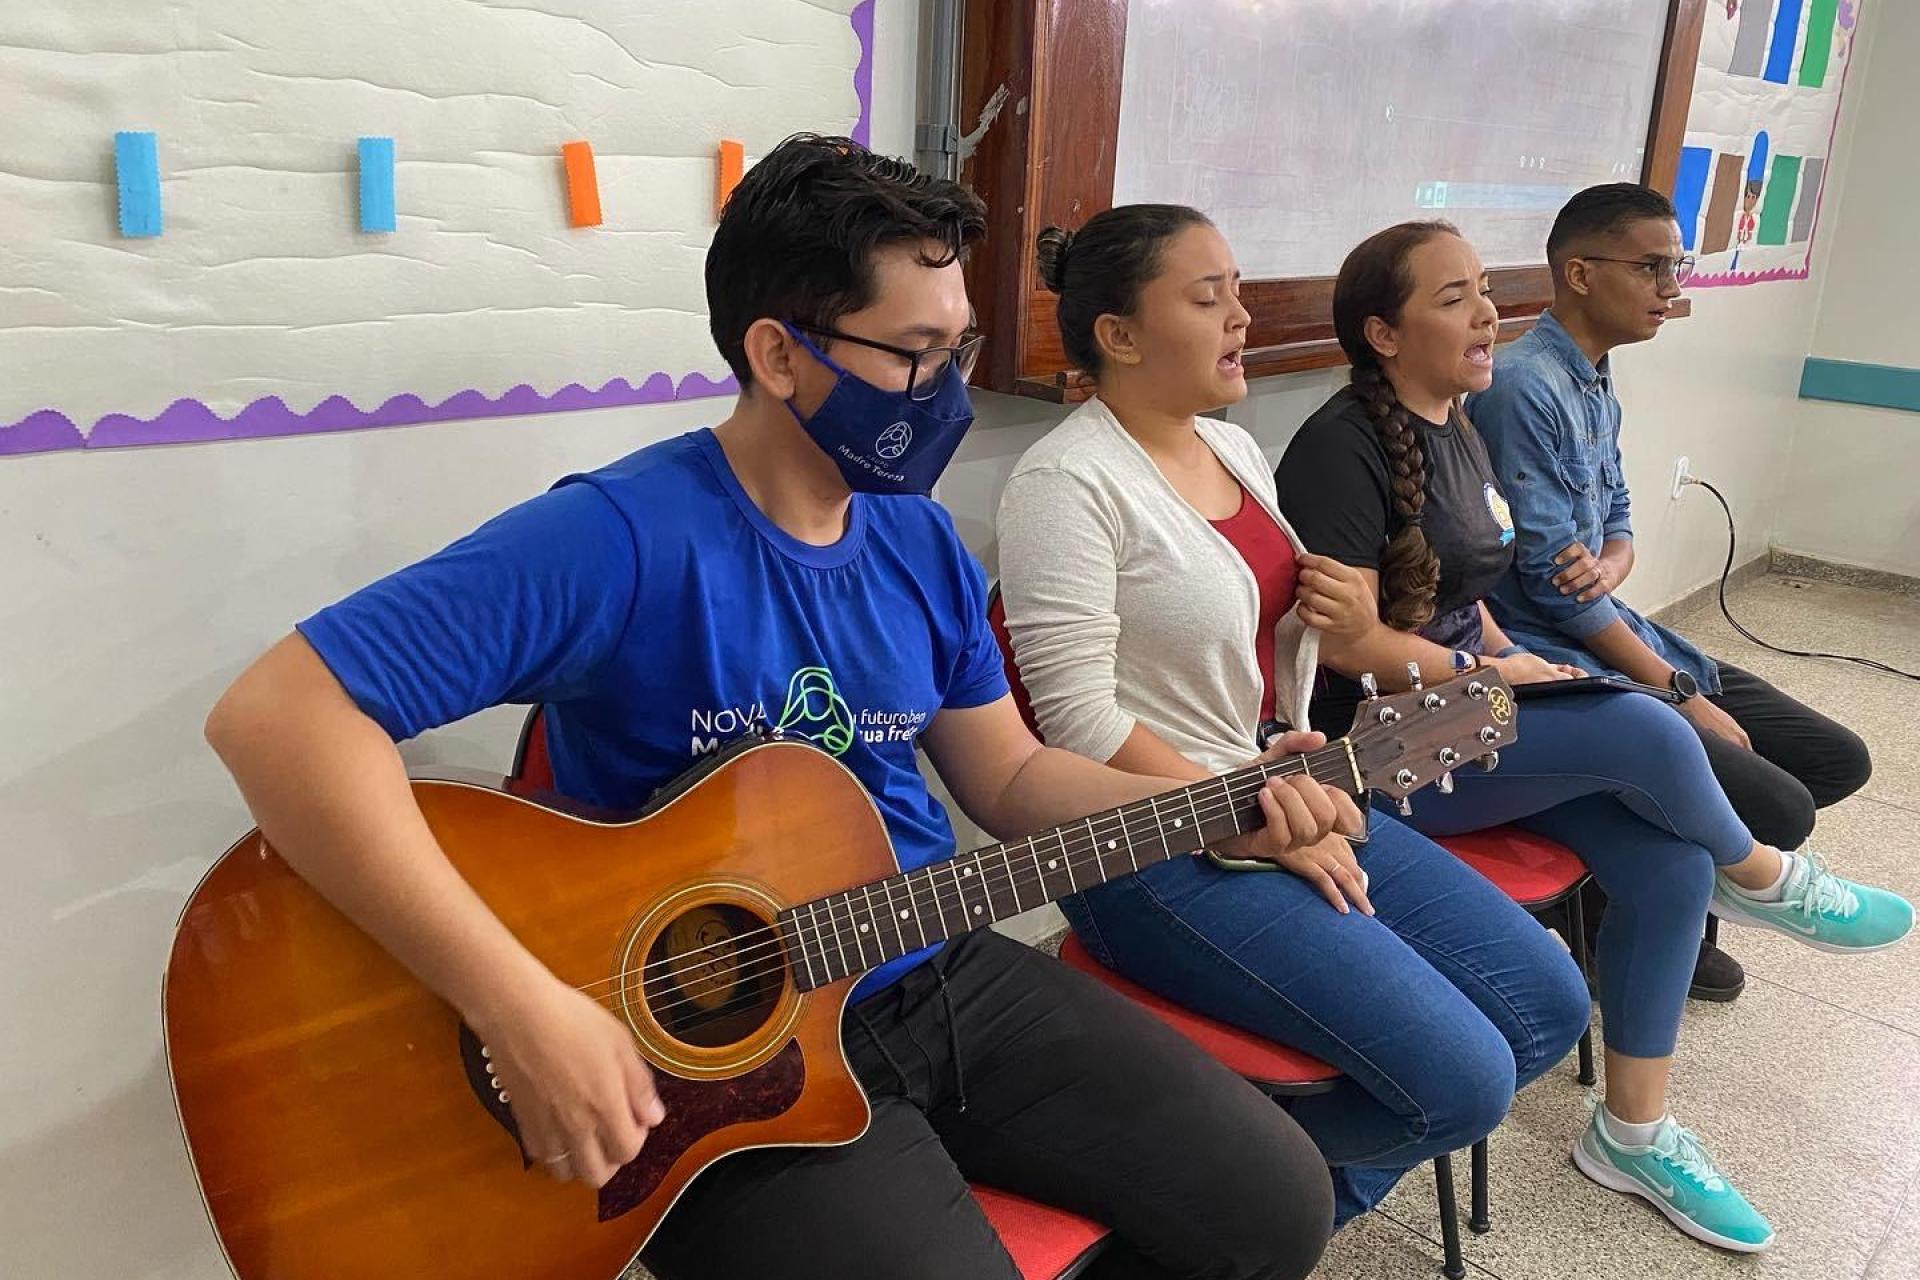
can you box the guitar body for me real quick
[164,740,888,1279]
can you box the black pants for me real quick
[642,928,1333,1280]
[1582,661,1873,950]
[1695,661,1873,849]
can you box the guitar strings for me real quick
[574,743,1351,1001]
[594,741,1405,1026]
[579,744,1403,1024]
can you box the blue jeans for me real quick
[1061,812,1589,1227]
[1392,691,1755,1059]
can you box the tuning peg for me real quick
[1396,796,1415,816]
[1438,748,1460,767]
[1436,772,1455,794]
[1478,751,1500,772]
[1360,672,1380,700]
[1466,680,1487,700]
[1405,662,1423,691]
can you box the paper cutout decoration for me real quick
[358,136,397,233]
[717,139,744,220]
[562,140,603,228]
[114,131,162,238]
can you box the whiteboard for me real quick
[0,0,869,456]
[1113,0,1671,278]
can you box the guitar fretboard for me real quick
[776,742,1362,991]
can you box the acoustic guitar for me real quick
[165,669,1516,1279]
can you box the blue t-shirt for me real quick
[297,429,1010,996]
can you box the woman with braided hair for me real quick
[1276,220,1909,1254]
[996,205,1589,1231]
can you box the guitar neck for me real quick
[778,741,1365,991]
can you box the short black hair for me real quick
[1035,204,1212,374]
[705,134,987,386]
[1546,183,1679,266]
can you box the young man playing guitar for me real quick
[203,136,1347,1280]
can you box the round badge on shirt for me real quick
[1484,483,1515,546]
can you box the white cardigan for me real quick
[995,397,1321,776]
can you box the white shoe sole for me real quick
[1571,1140,1774,1254]
[1708,896,1914,954]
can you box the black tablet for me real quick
[1512,674,1683,704]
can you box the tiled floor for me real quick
[1319,575,1920,1280]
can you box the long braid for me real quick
[1351,360,1441,631]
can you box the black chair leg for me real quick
[1469,1138,1490,1234]
[1433,1153,1466,1279]
[1568,887,1599,1087]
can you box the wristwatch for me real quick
[1668,670,1700,702]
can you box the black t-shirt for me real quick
[1275,385,1516,734]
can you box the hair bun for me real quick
[1034,226,1077,294]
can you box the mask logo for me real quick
[876,421,913,461]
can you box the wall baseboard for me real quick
[1648,553,1772,624]
[1769,548,1920,599]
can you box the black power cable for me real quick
[1690,477,1920,683]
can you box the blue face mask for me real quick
[782,324,976,496]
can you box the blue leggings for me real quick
[1392,691,1756,1058]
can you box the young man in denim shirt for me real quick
[1466,184,1873,1004]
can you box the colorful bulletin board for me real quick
[0,1,874,457]
[1675,0,1863,287]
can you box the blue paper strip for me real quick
[1764,0,1807,84]
[358,136,397,233]
[1673,146,1712,252]
[114,131,162,238]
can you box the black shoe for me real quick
[1688,940,1746,1003]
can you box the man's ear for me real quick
[1562,256,1594,299]
[743,319,803,400]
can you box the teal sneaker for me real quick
[1712,851,1914,954]
[1572,1109,1774,1252]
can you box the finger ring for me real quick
[542,1151,572,1166]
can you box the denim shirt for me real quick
[1465,311,1719,693]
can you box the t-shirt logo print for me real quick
[1483,483,1515,547]
[773,666,856,756]
[875,421,913,461]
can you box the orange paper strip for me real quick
[563,140,602,228]
[717,139,744,219]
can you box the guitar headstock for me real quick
[1344,667,1518,807]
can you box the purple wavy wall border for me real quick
[1,1,875,459]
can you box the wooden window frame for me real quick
[959,0,1707,402]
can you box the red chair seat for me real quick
[1058,934,1339,1089]
[1438,825,1587,908]
[971,1184,1110,1279]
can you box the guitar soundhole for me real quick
[641,903,786,1049]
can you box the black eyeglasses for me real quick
[796,324,985,401]
[1578,255,1697,287]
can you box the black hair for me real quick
[1034,204,1213,373]
[1332,220,1462,632]
[706,134,987,386]
[1546,183,1680,267]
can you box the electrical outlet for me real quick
[1670,456,1691,500]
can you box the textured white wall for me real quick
[1778,0,1920,578]
[0,0,863,437]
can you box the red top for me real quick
[1209,486,1299,723]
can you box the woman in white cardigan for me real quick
[995,206,1589,1227]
